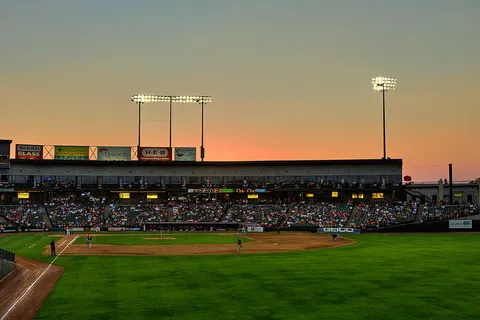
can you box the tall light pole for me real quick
[194,96,212,162]
[372,77,396,160]
[131,95,212,160]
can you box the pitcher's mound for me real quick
[143,237,176,240]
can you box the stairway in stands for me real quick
[414,205,425,223]
[218,203,232,222]
[40,205,53,229]
[277,207,291,228]
[345,205,358,226]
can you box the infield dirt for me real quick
[44,233,355,256]
[0,256,63,320]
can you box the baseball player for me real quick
[50,239,56,256]
[86,234,93,249]
[66,226,71,236]
[236,237,242,254]
[332,233,338,242]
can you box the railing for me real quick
[0,247,15,263]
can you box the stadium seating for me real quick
[421,204,478,222]
[171,202,227,223]
[0,204,46,228]
[222,204,288,227]
[109,204,168,227]
[46,200,104,227]
[286,202,354,228]
[348,201,418,229]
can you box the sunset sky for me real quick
[1,0,479,182]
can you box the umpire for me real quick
[50,239,56,256]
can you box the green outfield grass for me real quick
[72,233,252,245]
[1,233,480,320]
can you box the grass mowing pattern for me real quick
[73,234,252,246]
[32,234,480,319]
[2,233,480,319]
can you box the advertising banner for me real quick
[71,227,85,232]
[174,147,196,161]
[317,227,361,234]
[108,227,126,232]
[15,144,43,160]
[247,226,264,233]
[97,147,131,161]
[138,147,172,161]
[449,220,472,229]
[54,146,89,160]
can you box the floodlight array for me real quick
[372,77,396,92]
[131,95,212,104]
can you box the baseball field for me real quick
[0,232,479,320]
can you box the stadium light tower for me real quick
[131,95,212,161]
[372,77,396,160]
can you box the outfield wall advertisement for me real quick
[174,147,196,161]
[54,146,89,160]
[247,226,264,233]
[138,147,172,161]
[317,227,361,234]
[15,144,43,160]
[97,147,131,161]
[449,220,472,229]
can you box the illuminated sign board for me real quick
[332,191,339,198]
[221,189,234,193]
[147,193,158,199]
[247,194,259,199]
[306,193,314,198]
[454,192,463,198]
[119,193,130,199]
[372,193,384,199]
[17,192,30,199]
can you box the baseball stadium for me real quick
[0,139,479,320]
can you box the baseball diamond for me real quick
[0,231,480,319]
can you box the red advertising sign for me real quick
[138,147,172,161]
[15,144,43,160]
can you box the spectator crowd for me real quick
[1,199,478,230]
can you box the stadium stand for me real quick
[348,201,418,229]
[286,202,354,229]
[46,199,104,227]
[421,204,479,222]
[171,201,227,223]
[0,204,46,228]
[222,203,288,227]
[109,204,168,227]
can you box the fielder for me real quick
[332,233,342,242]
[236,238,242,254]
[86,234,93,248]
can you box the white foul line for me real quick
[59,240,67,248]
[0,235,78,320]
[28,244,36,249]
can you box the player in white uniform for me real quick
[66,226,71,236]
